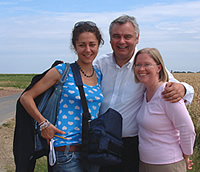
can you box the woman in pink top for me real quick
[133,48,196,172]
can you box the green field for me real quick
[0,74,36,89]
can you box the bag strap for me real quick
[70,62,90,172]
[38,63,70,112]
[70,62,91,118]
[60,63,70,84]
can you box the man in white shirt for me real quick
[93,15,194,172]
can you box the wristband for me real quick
[39,120,50,131]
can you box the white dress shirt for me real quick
[93,49,194,138]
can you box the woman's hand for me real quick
[41,124,65,145]
[183,154,193,170]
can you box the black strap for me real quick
[70,62,90,172]
[70,62,90,115]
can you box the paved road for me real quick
[0,93,21,126]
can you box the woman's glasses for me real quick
[134,63,159,69]
[74,21,96,28]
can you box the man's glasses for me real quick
[74,21,96,28]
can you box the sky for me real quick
[0,0,200,73]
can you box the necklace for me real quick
[76,61,95,78]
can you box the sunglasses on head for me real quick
[74,21,96,28]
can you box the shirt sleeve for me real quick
[54,63,66,75]
[167,68,194,105]
[163,99,196,156]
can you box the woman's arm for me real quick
[164,99,196,157]
[20,67,65,142]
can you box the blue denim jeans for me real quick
[53,145,99,172]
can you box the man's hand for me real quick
[162,82,186,103]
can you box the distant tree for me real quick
[174,71,186,73]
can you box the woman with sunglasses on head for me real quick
[133,48,196,172]
[20,21,104,171]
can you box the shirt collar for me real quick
[111,47,138,69]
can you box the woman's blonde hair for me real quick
[133,48,169,83]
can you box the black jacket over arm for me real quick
[13,60,62,172]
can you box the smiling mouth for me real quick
[139,74,146,76]
[118,46,127,49]
[85,54,92,57]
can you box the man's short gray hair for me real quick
[109,15,140,38]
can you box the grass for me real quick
[0,74,36,89]
[34,157,48,171]
[2,122,12,128]
[1,73,199,171]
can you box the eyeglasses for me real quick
[74,21,96,28]
[134,63,159,69]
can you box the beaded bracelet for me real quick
[39,120,47,126]
[39,120,51,131]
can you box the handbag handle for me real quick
[38,63,70,115]
[60,63,70,84]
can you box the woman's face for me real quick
[134,53,161,86]
[75,32,99,65]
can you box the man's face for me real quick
[110,22,139,66]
